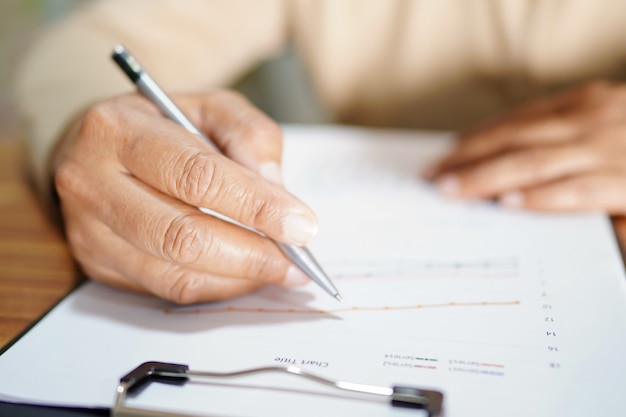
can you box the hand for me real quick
[53,90,318,303]
[425,81,626,214]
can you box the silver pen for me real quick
[111,45,342,302]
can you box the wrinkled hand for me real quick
[426,81,626,214]
[53,90,318,303]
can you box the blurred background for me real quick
[0,0,82,138]
[0,0,326,139]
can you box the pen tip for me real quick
[335,294,343,303]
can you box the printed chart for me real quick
[1,127,625,417]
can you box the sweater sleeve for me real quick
[14,0,289,200]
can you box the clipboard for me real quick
[113,361,444,417]
[3,126,626,416]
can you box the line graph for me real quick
[165,300,520,316]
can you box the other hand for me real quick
[425,81,626,214]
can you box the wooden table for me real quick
[1,135,626,350]
[0,138,78,349]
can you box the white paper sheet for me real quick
[1,125,626,417]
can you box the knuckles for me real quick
[54,97,138,202]
[79,101,117,141]
[176,152,221,205]
[164,271,204,304]
[54,102,122,200]
[76,94,150,153]
[246,193,282,230]
[161,214,208,265]
[54,160,83,201]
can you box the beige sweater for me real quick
[15,0,626,194]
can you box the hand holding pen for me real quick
[50,46,339,303]
[112,45,340,301]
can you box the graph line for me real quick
[165,300,520,316]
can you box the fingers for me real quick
[432,132,626,216]
[67,218,266,303]
[82,230,267,304]
[57,160,310,284]
[499,173,626,215]
[122,131,317,245]
[436,143,599,199]
[423,81,626,215]
[437,144,601,198]
[432,118,581,176]
[64,209,310,304]
[105,100,317,246]
[176,91,284,184]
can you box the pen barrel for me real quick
[135,74,219,152]
[277,242,340,299]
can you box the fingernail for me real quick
[283,265,310,287]
[259,161,283,185]
[500,191,524,208]
[437,175,459,196]
[283,213,318,245]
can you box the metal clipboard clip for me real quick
[113,361,444,417]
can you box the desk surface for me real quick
[0,138,78,349]
[1,136,626,351]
